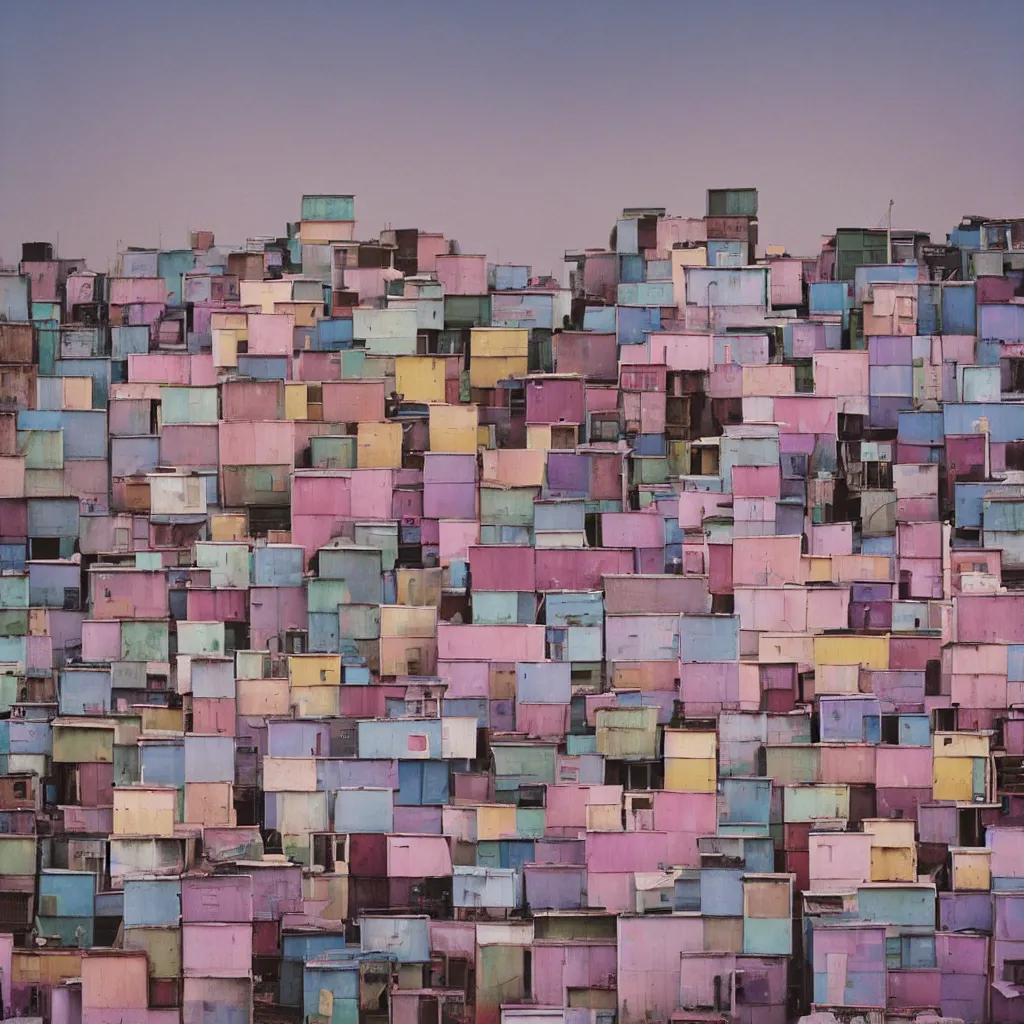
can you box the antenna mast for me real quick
[886,199,894,263]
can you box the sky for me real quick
[1,0,1022,280]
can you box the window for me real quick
[881,716,900,745]
[675,877,701,913]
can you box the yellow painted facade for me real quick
[273,301,320,327]
[285,383,309,420]
[470,355,528,389]
[527,424,552,451]
[870,846,916,883]
[139,706,184,734]
[289,654,342,688]
[396,357,446,403]
[380,605,437,637]
[664,757,716,793]
[183,782,235,827]
[481,448,546,487]
[357,421,403,468]
[758,633,814,666]
[664,729,717,760]
[585,803,624,832]
[210,513,248,542]
[813,633,889,670]
[951,848,991,891]
[263,756,318,793]
[290,685,340,717]
[476,804,518,841]
[803,556,833,583]
[113,787,177,836]
[932,757,974,801]
[470,328,528,357]
[396,568,443,607]
[236,677,290,716]
[429,404,478,453]
[212,328,240,367]
[61,376,93,410]
[933,732,989,758]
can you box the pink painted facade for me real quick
[617,916,704,1024]
[387,834,453,877]
[469,545,536,592]
[221,379,284,421]
[82,951,149,1008]
[249,585,307,650]
[218,420,296,466]
[435,254,488,296]
[182,922,253,977]
[956,594,1024,643]
[110,278,169,305]
[181,874,254,922]
[417,233,447,272]
[534,548,634,591]
[438,624,545,662]
[90,569,169,619]
[600,512,665,549]
[533,942,616,1006]
[732,535,803,587]
[321,379,386,422]
[128,353,192,384]
[187,587,248,622]
[517,703,571,739]
[82,619,121,661]
[192,697,236,735]
[159,424,219,470]
[875,745,933,788]
[247,312,295,356]
[555,333,618,380]
[525,378,586,425]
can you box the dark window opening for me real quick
[881,716,900,745]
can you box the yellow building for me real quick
[357,421,403,468]
[113,787,177,836]
[429,404,478,453]
[664,729,717,793]
[396,356,446,403]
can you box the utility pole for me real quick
[886,199,894,263]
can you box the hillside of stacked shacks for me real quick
[0,190,1023,1024]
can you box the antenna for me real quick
[886,199,894,263]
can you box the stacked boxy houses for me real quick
[0,191,1023,1024]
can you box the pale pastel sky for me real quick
[2,0,1022,278]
